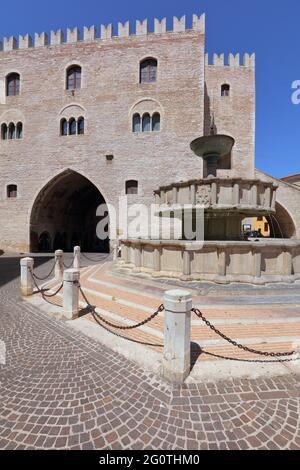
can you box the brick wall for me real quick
[0,27,206,251]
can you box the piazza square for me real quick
[1,0,300,459]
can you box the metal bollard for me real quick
[162,289,192,383]
[73,246,81,269]
[20,257,34,296]
[63,269,80,320]
[55,250,64,279]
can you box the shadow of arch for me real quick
[266,202,296,239]
[30,169,110,253]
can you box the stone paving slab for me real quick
[35,261,300,369]
[3,256,300,450]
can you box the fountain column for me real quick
[217,248,226,277]
[153,246,161,273]
[252,247,262,279]
[182,250,192,280]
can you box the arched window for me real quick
[60,118,68,136]
[7,184,17,198]
[16,122,23,139]
[140,58,157,83]
[66,65,81,90]
[8,123,16,140]
[78,117,85,135]
[6,73,20,96]
[221,84,230,97]
[1,123,8,140]
[152,113,161,132]
[69,118,77,135]
[142,113,151,132]
[132,114,141,133]
[126,180,138,195]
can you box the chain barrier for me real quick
[198,349,297,364]
[31,261,56,281]
[81,252,111,264]
[192,308,296,362]
[91,309,164,348]
[29,269,64,299]
[79,286,164,330]
[63,257,75,269]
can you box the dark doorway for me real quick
[38,231,52,252]
[30,170,110,253]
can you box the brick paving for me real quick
[46,262,300,362]
[1,255,300,450]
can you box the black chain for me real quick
[79,286,164,330]
[91,310,164,348]
[81,252,111,263]
[192,308,295,359]
[31,262,55,281]
[30,269,64,298]
[199,349,298,364]
[63,257,75,269]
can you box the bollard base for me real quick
[21,286,33,297]
[162,361,190,384]
[63,269,80,320]
[64,310,79,321]
[163,289,192,383]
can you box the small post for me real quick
[162,289,192,383]
[20,257,34,296]
[73,246,81,269]
[113,239,119,261]
[63,269,80,320]
[55,250,64,279]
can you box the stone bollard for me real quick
[73,246,81,269]
[63,269,80,320]
[20,257,34,296]
[162,289,192,383]
[55,250,64,279]
[113,240,119,261]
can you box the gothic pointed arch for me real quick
[29,169,110,253]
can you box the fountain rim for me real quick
[190,134,236,158]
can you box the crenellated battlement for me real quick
[0,13,205,53]
[205,52,255,68]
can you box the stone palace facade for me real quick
[0,13,299,253]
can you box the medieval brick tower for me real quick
[0,14,255,252]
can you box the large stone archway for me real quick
[30,170,109,253]
[255,169,300,239]
[266,202,296,239]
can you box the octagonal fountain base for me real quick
[119,239,300,285]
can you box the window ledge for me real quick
[132,132,161,136]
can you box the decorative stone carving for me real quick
[196,186,211,207]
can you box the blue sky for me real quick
[0,0,299,178]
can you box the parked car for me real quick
[243,230,265,241]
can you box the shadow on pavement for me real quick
[0,254,53,290]
[191,342,202,372]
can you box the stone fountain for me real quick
[120,134,300,284]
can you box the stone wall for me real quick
[205,54,255,179]
[0,20,206,251]
[0,14,257,252]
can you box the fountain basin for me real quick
[190,135,235,159]
[120,239,300,285]
[155,178,277,215]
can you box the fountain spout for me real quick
[190,132,235,178]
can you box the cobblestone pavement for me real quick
[1,256,300,450]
